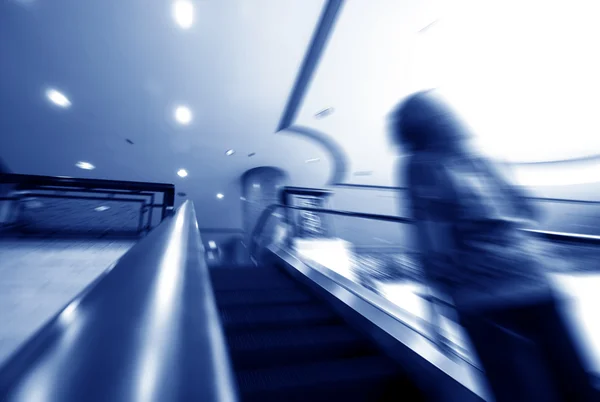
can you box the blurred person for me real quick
[389,90,594,401]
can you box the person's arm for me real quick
[406,159,460,354]
[406,159,460,289]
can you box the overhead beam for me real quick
[277,0,345,132]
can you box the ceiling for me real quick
[0,0,335,228]
[294,0,600,188]
[2,0,600,231]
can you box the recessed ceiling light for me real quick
[305,158,321,163]
[248,152,256,157]
[208,240,217,249]
[174,105,192,125]
[216,193,224,199]
[177,169,188,178]
[172,0,194,29]
[46,88,71,108]
[225,149,235,156]
[315,107,334,119]
[94,206,110,212]
[177,191,187,197]
[252,183,260,189]
[75,161,95,170]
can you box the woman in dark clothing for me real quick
[390,90,595,401]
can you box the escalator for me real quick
[210,263,425,402]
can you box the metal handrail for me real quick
[0,201,238,402]
[0,173,176,234]
[250,203,600,261]
[333,183,600,206]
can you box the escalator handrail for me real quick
[0,201,239,402]
[250,203,600,261]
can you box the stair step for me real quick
[226,325,377,369]
[236,355,419,402]
[210,269,297,291]
[219,303,339,330]
[215,288,314,307]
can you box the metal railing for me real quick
[250,204,600,261]
[249,186,600,365]
[0,173,176,235]
[0,201,238,402]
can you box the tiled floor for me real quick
[0,237,135,365]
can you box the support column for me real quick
[241,167,289,246]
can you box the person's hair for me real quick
[389,90,469,152]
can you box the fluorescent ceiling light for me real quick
[305,158,321,163]
[177,169,188,178]
[75,161,95,170]
[174,105,192,125]
[225,149,235,156]
[46,88,71,108]
[173,0,194,29]
[208,240,217,249]
[94,206,110,212]
[216,193,224,199]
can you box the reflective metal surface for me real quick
[0,201,238,402]
[271,244,490,401]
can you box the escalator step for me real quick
[236,355,418,402]
[210,273,298,291]
[215,288,314,307]
[219,303,339,330]
[226,325,377,369]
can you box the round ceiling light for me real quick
[225,149,235,156]
[46,88,71,108]
[75,161,95,170]
[216,193,224,199]
[172,0,194,29]
[174,105,192,125]
[177,169,188,178]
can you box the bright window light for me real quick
[75,161,95,170]
[174,105,192,125]
[94,206,110,212]
[172,0,194,29]
[177,169,188,178]
[216,193,224,199]
[411,2,600,166]
[208,240,217,249]
[225,149,235,156]
[46,88,71,108]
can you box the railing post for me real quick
[280,189,294,248]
